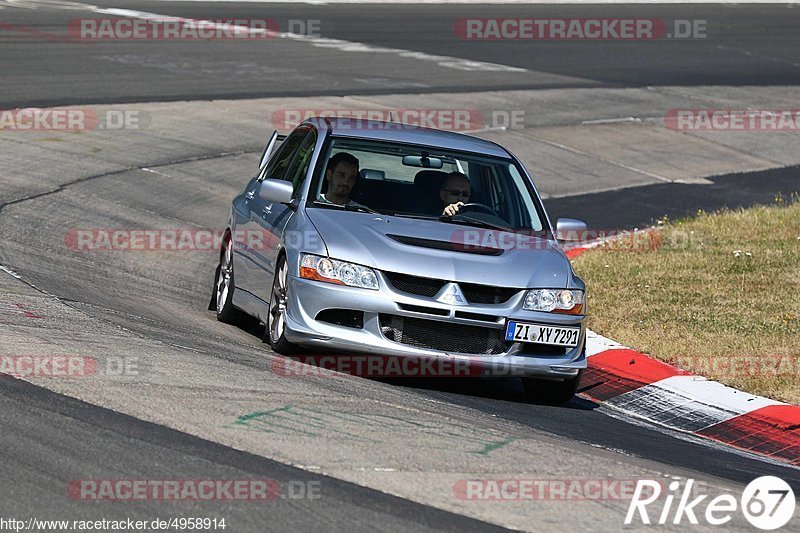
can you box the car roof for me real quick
[301,117,512,159]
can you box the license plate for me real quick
[505,321,580,347]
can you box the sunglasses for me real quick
[442,189,470,198]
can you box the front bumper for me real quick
[282,274,587,379]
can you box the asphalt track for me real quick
[0,375,505,532]
[545,164,800,229]
[1,2,800,532]
[0,1,798,106]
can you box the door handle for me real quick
[262,204,273,216]
[245,190,255,200]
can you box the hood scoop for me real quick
[387,234,504,256]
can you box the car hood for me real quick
[306,209,572,288]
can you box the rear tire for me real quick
[213,234,243,324]
[265,256,298,354]
[522,371,582,404]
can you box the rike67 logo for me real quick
[626,477,795,530]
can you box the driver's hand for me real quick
[443,202,464,217]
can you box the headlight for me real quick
[299,253,379,290]
[523,289,584,315]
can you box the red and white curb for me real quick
[568,235,800,467]
[582,323,800,467]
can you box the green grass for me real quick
[572,198,800,403]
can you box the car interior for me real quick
[314,142,543,231]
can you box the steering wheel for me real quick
[456,202,501,218]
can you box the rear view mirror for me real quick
[402,155,443,169]
[555,218,588,242]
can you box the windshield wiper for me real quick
[345,204,382,215]
[388,212,440,221]
[386,211,512,231]
[439,215,512,232]
[311,201,382,215]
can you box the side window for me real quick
[284,131,317,198]
[262,128,306,181]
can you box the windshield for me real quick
[309,138,545,231]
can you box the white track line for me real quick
[80,4,528,73]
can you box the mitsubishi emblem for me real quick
[436,283,466,306]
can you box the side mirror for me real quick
[555,218,588,242]
[258,178,294,204]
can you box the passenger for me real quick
[320,152,360,206]
[439,172,471,216]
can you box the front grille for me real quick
[379,314,508,355]
[454,311,499,323]
[386,272,521,305]
[398,303,449,316]
[385,272,444,297]
[460,283,521,304]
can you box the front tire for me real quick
[266,256,298,354]
[522,371,582,404]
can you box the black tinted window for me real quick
[264,128,306,180]
[285,131,317,198]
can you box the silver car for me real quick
[211,117,588,403]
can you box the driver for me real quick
[321,152,361,206]
[439,172,471,216]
